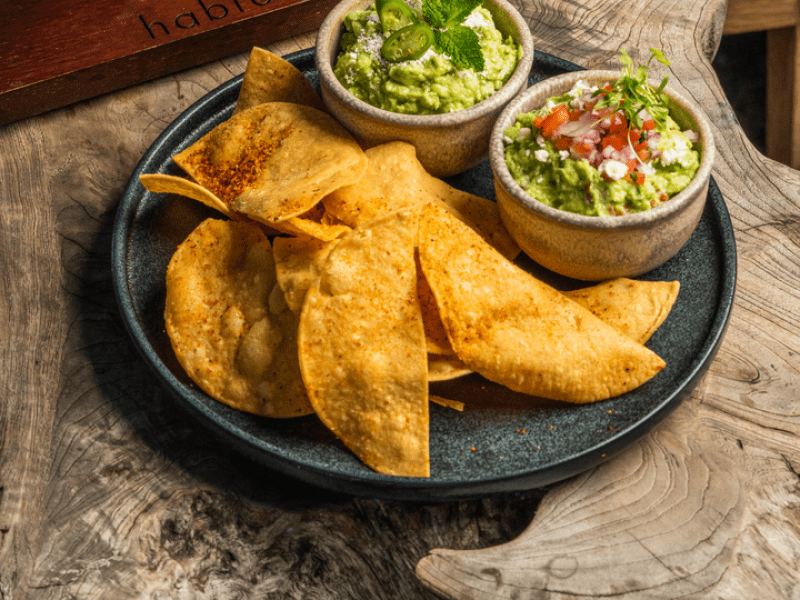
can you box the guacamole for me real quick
[334,1,521,115]
[503,78,701,217]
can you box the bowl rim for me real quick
[314,0,535,126]
[489,69,717,229]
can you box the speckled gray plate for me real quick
[112,49,736,501]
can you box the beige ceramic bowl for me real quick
[315,0,534,177]
[490,70,716,281]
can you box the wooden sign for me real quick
[0,0,338,126]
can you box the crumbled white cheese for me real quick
[559,150,570,161]
[462,8,492,30]
[534,149,550,162]
[598,159,628,181]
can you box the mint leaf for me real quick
[422,0,448,28]
[434,25,484,72]
[442,0,483,26]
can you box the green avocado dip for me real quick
[502,50,701,216]
[333,0,521,115]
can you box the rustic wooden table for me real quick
[3,0,800,598]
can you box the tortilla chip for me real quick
[564,278,680,343]
[417,255,456,356]
[430,395,465,411]
[417,202,666,403]
[173,102,367,225]
[139,173,234,218]
[269,215,351,241]
[234,47,325,114]
[298,209,429,477]
[323,141,519,260]
[165,218,313,417]
[428,355,472,382]
[273,235,339,315]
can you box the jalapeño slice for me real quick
[381,23,434,63]
[378,0,417,33]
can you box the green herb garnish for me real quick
[379,0,486,72]
[592,48,672,131]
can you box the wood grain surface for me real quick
[0,0,339,127]
[2,0,800,597]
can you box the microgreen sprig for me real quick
[592,48,672,131]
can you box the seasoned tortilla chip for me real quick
[298,209,429,477]
[165,218,313,417]
[564,278,680,343]
[139,173,234,218]
[323,141,519,260]
[417,255,456,356]
[265,202,351,241]
[234,47,325,114]
[273,235,339,315]
[428,355,472,382]
[430,395,465,411]
[173,102,367,225]
[417,202,666,403]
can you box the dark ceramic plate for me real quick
[112,49,737,501]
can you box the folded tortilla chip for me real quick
[273,235,339,315]
[298,209,430,477]
[234,47,326,114]
[564,278,680,343]
[417,202,666,403]
[165,218,313,417]
[173,102,367,225]
[323,141,519,261]
[139,173,234,218]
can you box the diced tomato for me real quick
[637,148,650,162]
[555,137,572,151]
[602,135,625,151]
[533,115,545,129]
[642,119,656,131]
[608,112,627,135]
[540,104,570,138]
[569,109,583,121]
[626,158,638,172]
[573,141,594,155]
[628,128,641,144]
[595,84,613,97]
[634,140,648,153]
[627,171,645,185]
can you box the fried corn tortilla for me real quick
[172,102,367,225]
[139,172,235,218]
[234,47,326,114]
[564,278,680,343]
[165,218,313,417]
[323,141,519,261]
[417,201,666,403]
[428,355,472,382]
[266,202,352,241]
[417,255,456,356]
[273,235,339,315]
[298,209,430,477]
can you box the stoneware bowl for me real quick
[489,70,716,281]
[315,0,534,177]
